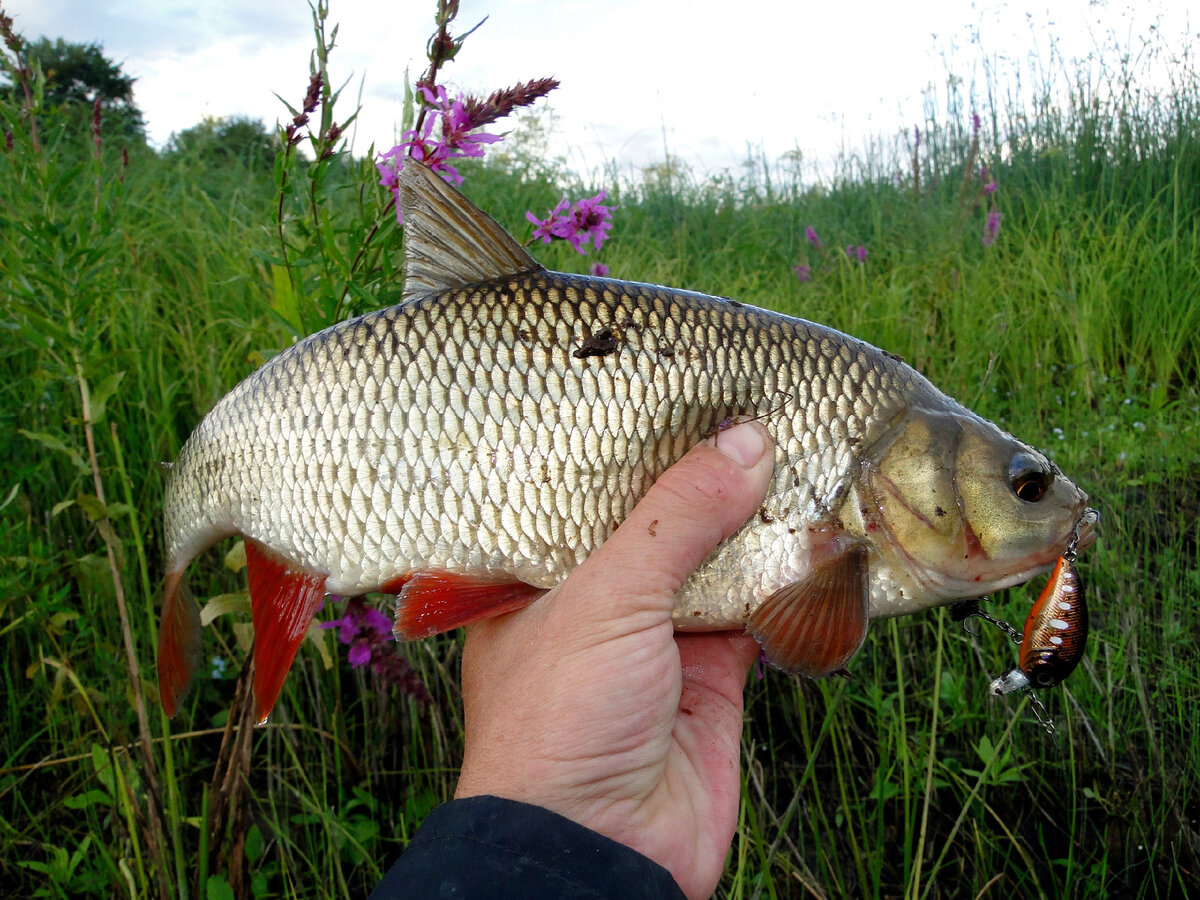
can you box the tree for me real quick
[165,116,277,169]
[20,37,145,140]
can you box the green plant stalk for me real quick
[908,610,944,900]
[917,704,1026,900]
[91,744,147,897]
[108,421,190,896]
[73,355,171,898]
[828,709,869,892]
[890,619,915,888]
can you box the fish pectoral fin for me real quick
[157,569,202,717]
[748,544,871,678]
[396,161,544,303]
[246,538,327,725]
[393,571,547,640]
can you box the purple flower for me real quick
[846,244,868,263]
[347,643,372,668]
[589,262,610,276]
[375,84,501,222]
[804,226,822,249]
[972,112,982,134]
[317,596,431,700]
[983,181,997,194]
[363,605,392,637]
[793,264,813,282]
[914,126,921,147]
[982,210,1001,246]
[526,198,571,242]
[321,613,359,645]
[526,192,615,255]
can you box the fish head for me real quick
[851,406,1091,615]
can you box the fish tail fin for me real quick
[393,571,546,640]
[245,538,327,725]
[158,569,201,717]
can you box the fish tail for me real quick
[157,569,201,717]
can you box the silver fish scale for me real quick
[165,270,937,621]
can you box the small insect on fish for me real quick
[157,161,1095,725]
[990,508,1098,697]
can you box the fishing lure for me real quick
[956,508,1098,735]
[988,553,1086,695]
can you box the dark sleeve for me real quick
[370,795,687,899]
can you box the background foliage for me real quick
[1,10,1198,900]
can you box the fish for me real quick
[157,160,1094,724]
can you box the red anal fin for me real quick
[158,569,201,717]
[245,538,327,725]
[748,543,871,678]
[394,571,546,640]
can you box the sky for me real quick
[9,0,1197,179]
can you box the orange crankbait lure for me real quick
[953,508,1098,735]
[989,553,1086,695]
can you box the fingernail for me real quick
[710,421,767,468]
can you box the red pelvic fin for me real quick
[158,569,202,717]
[245,538,327,725]
[748,542,871,678]
[394,571,546,640]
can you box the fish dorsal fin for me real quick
[748,541,871,678]
[397,161,543,302]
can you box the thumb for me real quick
[559,421,775,625]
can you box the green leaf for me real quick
[224,539,247,573]
[75,493,109,522]
[206,874,236,900]
[64,788,113,810]
[0,483,20,512]
[199,592,251,626]
[87,371,125,425]
[245,823,265,865]
[271,264,303,335]
[18,430,88,474]
[90,744,116,795]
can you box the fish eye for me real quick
[1009,452,1052,503]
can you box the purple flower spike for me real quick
[846,244,868,263]
[804,226,822,249]
[590,262,610,277]
[982,210,1001,246]
[972,112,982,134]
[793,264,813,282]
[375,84,502,222]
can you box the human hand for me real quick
[454,421,775,900]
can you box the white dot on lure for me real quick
[1050,635,1064,645]
[1050,618,1070,629]
[1058,601,1072,611]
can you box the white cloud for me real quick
[11,0,1196,174]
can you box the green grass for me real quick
[2,18,1199,900]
